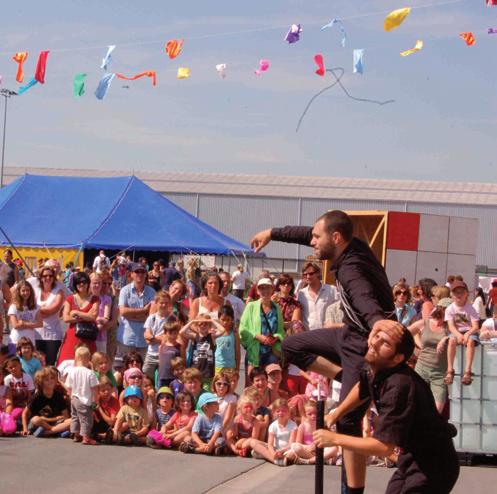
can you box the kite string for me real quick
[295,68,395,132]
[0,0,466,57]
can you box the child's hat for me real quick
[450,281,468,292]
[196,392,219,409]
[124,368,143,383]
[265,363,282,374]
[157,386,174,399]
[124,385,143,401]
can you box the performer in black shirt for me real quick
[251,210,404,494]
[314,327,459,494]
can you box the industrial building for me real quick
[4,166,496,281]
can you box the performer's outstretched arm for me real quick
[251,226,313,252]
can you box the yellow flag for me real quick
[400,40,423,57]
[384,7,411,32]
[177,67,190,79]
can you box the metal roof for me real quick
[4,166,497,206]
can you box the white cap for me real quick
[257,277,273,287]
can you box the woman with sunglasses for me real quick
[57,272,100,365]
[392,282,417,327]
[34,267,65,366]
[274,273,302,332]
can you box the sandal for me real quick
[82,438,97,445]
[444,370,455,385]
[461,372,473,386]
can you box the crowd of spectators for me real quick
[1,248,496,468]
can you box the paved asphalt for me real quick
[1,436,496,494]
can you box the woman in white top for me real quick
[189,272,224,321]
[34,267,65,365]
[8,281,42,345]
[473,287,487,324]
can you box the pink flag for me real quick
[254,59,270,75]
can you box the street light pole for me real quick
[0,88,18,188]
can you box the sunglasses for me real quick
[303,271,317,277]
[279,280,292,286]
[395,290,409,296]
[128,375,142,380]
[215,381,229,386]
[42,274,54,279]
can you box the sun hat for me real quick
[257,278,273,287]
[196,392,219,410]
[123,385,143,401]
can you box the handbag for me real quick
[75,321,99,341]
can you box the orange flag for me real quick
[460,32,476,46]
[116,71,157,86]
[165,39,184,59]
[12,52,28,83]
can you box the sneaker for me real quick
[33,426,45,438]
[59,431,71,439]
[274,458,288,467]
[294,457,310,465]
[104,429,114,444]
[146,436,158,448]
[251,450,264,459]
[214,444,226,456]
[179,441,195,454]
[129,433,141,446]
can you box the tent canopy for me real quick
[0,174,253,255]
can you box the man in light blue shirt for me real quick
[117,263,156,359]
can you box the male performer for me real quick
[314,328,459,494]
[251,210,403,493]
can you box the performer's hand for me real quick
[324,410,338,429]
[369,320,404,347]
[313,429,338,448]
[251,229,272,253]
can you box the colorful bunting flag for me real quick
[34,50,50,84]
[101,45,115,71]
[314,54,325,76]
[384,8,411,32]
[95,73,115,100]
[116,71,157,86]
[73,73,87,97]
[18,78,38,95]
[400,40,423,57]
[285,24,302,44]
[165,39,184,59]
[487,0,497,5]
[321,18,347,47]
[353,49,364,74]
[177,67,190,79]
[488,28,497,34]
[460,32,476,46]
[254,59,270,75]
[12,52,28,83]
[216,64,227,78]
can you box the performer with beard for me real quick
[251,210,403,494]
[313,328,459,494]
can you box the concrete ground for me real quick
[1,436,495,494]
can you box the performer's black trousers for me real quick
[281,326,369,436]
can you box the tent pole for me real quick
[74,244,84,268]
[0,225,35,277]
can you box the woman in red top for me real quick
[57,272,100,364]
[273,273,302,332]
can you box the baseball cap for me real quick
[437,297,452,308]
[451,281,468,292]
[257,278,273,287]
[196,392,219,410]
[130,262,147,273]
[265,363,282,374]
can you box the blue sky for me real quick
[0,0,495,182]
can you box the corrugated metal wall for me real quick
[164,192,496,271]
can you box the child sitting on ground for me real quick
[251,398,297,466]
[242,386,271,441]
[142,374,157,426]
[226,395,260,457]
[285,400,338,465]
[0,367,16,436]
[169,357,186,397]
[4,356,35,428]
[16,337,42,380]
[146,386,175,448]
[162,391,197,448]
[21,367,71,438]
[119,368,144,406]
[66,346,99,445]
[212,371,237,430]
[444,281,480,385]
[113,385,150,445]
[180,392,225,455]
[92,375,119,443]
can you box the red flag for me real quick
[487,1,497,6]
[165,39,184,59]
[12,52,28,83]
[314,54,325,76]
[116,71,157,86]
[34,51,50,84]
[460,32,476,46]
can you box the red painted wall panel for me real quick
[387,212,420,251]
